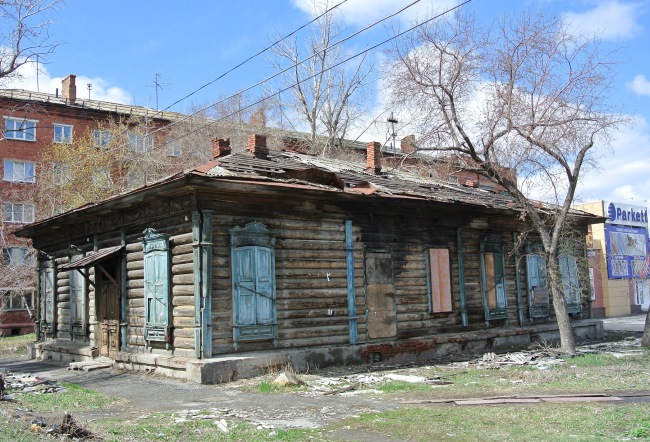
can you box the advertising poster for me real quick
[604,224,649,279]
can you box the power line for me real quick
[157,0,350,114]
[41,0,471,178]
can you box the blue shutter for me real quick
[42,267,55,326]
[559,255,581,308]
[527,255,540,288]
[145,252,168,327]
[70,269,84,325]
[234,247,256,325]
[255,247,274,325]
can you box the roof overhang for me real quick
[58,246,124,270]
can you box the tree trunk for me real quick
[642,308,650,346]
[547,260,576,354]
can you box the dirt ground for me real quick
[0,329,646,441]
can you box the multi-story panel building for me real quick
[0,75,184,335]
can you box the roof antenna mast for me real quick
[387,112,398,154]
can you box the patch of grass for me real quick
[0,333,35,358]
[15,382,128,412]
[335,402,650,441]
[0,413,50,441]
[625,418,650,439]
[255,379,308,394]
[377,380,435,394]
[92,412,320,442]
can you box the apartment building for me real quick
[0,75,183,335]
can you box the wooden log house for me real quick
[15,135,603,382]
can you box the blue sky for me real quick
[5,0,650,207]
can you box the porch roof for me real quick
[58,246,124,270]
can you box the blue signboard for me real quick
[604,224,649,279]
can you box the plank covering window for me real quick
[142,228,171,344]
[230,222,277,343]
[428,248,452,313]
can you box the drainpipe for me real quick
[345,220,358,344]
[120,230,127,351]
[193,210,213,358]
[513,232,524,326]
[456,228,468,326]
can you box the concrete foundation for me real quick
[31,319,603,384]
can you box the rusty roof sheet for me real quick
[196,151,521,211]
[58,246,124,270]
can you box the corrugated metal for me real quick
[58,246,124,270]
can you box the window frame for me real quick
[230,222,277,345]
[93,129,111,148]
[1,288,34,311]
[127,132,154,153]
[3,160,35,183]
[480,235,508,323]
[39,260,56,334]
[68,252,86,334]
[53,123,73,144]
[2,247,31,265]
[426,247,453,313]
[526,251,551,320]
[4,117,36,141]
[3,202,35,223]
[142,228,172,346]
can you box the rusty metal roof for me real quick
[196,151,520,211]
[58,246,124,270]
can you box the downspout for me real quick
[193,210,213,358]
[120,230,127,351]
[456,228,468,327]
[345,220,357,344]
[513,232,524,326]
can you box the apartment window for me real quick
[5,117,36,141]
[167,139,182,157]
[142,228,171,344]
[3,202,34,223]
[93,129,111,148]
[92,168,112,189]
[1,289,34,311]
[53,124,73,144]
[427,248,452,313]
[128,132,153,153]
[2,247,31,265]
[3,160,35,183]
[52,163,71,185]
[230,222,277,342]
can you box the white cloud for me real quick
[562,1,643,40]
[576,115,650,207]
[628,74,650,96]
[291,0,457,27]
[1,61,132,104]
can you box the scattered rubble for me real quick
[272,370,302,387]
[0,369,65,398]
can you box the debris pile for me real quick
[0,370,65,400]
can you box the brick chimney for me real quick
[248,134,268,158]
[212,138,231,158]
[366,142,382,174]
[61,74,76,103]
[249,108,266,127]
[401,135,417,154]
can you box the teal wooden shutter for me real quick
[230,222,277,343]
[142,228,171,344]
[145,252,168,327]
[494,251,506,308]
[255,247,274,325]
[527,255,540,288]
[69,267,85,332]
[559,255,581,308]
[41,266,55,331]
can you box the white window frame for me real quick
[2,247,31,265]
[3,202,35,223]
[53,123,73,144]
[4,117,36,141]
[3,160,35,183]
[93,129,111,148]
[1,288,34,311]
[128,132,154,153]
[167,139,182,157]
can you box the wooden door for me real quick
[365,251,396,339]
[96,262,120,357]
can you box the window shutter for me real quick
[255,247,274,324]
[494,251,506,307]
[233,247,256,325]
[142,228,171,344]
[527,255,540,288]
[42,267,55,324]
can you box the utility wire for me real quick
[158,0,350,114]
[42,0,470,176]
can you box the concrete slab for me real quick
[601,314,647,332]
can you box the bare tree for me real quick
[269,0,373,155]
[0,0,61,85]
[386,10,625,354]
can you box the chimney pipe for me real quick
[366,142,382,174]
[400,135,416,154]
[61,74,76,103]
[212,138,231,158]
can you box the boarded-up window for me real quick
[428,248,452,313]
[365,250,396,339]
